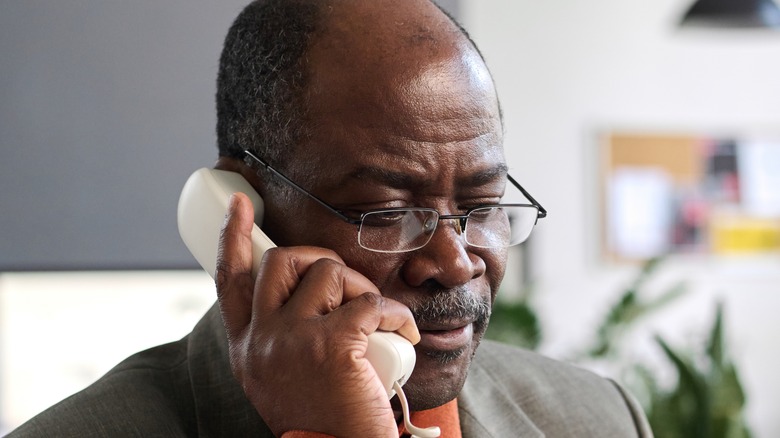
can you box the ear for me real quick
[214,156,243,172]
[215,156,268,198]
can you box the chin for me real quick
[397,342,477,411]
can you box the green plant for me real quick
[583,256,687,360]
[484,298,541,350]
[487,257,753,438]
[635,303,752,438]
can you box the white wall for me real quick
[463,1,780,436]
[0,271,215,434]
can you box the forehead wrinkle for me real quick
[331,131,506,191]
[341,160,508,193]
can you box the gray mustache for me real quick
[406,287,491,328]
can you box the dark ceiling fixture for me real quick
[680,0,780,28]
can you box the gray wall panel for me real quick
[0,1,247,270]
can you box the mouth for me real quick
[401,285,491,357]
[416,321,474,352]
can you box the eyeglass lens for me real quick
[357,206,538,253]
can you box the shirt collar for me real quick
[399,398,461,437]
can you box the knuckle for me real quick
[214,260,238,291]
[308,259,349,311]
[260,246,283,262]
[307,257,344,279]
[359,291,382,306]
[357,291,384,316]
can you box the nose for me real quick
[401,217,486,289]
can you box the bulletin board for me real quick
[600,132,780,261]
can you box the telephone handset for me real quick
[177,167,415,396]
[177,168,439,438]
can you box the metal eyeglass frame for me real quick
[243,149,547,250]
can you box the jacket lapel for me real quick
[187,304,274,437]
[458,356,545,437]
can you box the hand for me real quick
[215,193,419,437]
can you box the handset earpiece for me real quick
[177,168,274,280]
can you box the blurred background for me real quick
[1,0,778,436]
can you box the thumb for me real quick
[216,192,257,337]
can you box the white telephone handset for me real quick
[177,169,443,435]
[178,168,439,437]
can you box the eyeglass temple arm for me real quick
[243,150,361,225]
[507,174,547,219]
[245,150,547,221]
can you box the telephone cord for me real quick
[392,380,441,438]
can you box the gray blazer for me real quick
[8,304,652,437]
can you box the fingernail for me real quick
[227,193,238,212]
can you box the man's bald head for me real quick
[215,0,494,167]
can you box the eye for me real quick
[459,196,502,212]
[468,207,499,221]
[361,210,408,227]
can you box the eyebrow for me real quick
[345,163,509,190]
[461,164,509,187]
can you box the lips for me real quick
[417,321,474,352]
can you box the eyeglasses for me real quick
[244,150,547,253]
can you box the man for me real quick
[9,0,652,436]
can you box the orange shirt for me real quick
[282,398,461,438]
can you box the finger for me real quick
[252,246,344,314]
[297,265,419,343]
[254,248,418,342]
[215,192,256,338]
[330,293,421,345]
[281,257,382,317]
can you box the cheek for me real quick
[482,248,508,300]
[259,192,322,247]
[267,198,359,250]
[338,247,406,291]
